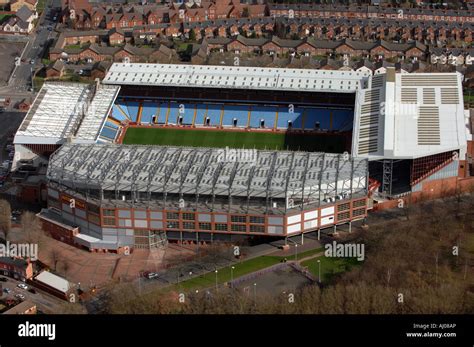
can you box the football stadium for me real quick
[13,63,470,252]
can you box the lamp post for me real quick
[231,266,235,284]
[295,244,298,262]
[317,259,321,283]
[215,269,218,290]
[253,283,257,304]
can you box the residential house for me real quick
[46,60,65,78]
[10,0,37,12]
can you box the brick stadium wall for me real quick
[373,176,474,211]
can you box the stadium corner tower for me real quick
[14,63,468,252]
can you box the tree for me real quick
[0,199,11,241]
[188,28,196,42]
[49,249,61,271]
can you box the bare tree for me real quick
[49,249,61,271]
[0,199,11,241]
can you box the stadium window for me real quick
[103,217,116,226]
[182,213,195,221]
[199,223,211,230]
[183,222,195,230]
[167,221,179,229]
[166,212,179,220]
[231,225,247,232]
[103,209,115,216]
[215,223,228,231]
[231,215,247,223]
[249,216,265,224]
[250,225,264,233]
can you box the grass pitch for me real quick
[123,127,347,153]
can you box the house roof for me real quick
[15,5,33,23]
[49,59,64,72]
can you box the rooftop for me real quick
[103,63,371,93]
[47,143,368,204]
[14,82,120,145]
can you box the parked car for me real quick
[15,293,25,300]
[3,287,11,294]
[17,283,28,290]
[28,288,37,294]
[144,272,159,279]
[0,277,7,282]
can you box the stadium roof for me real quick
[48,143,368,201]
[103,63,371,93]
[14,82,119,145]
[352,69,468,160]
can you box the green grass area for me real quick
[301,256,361,283]
[33,76,44,92]
[64,44,82,50]
[37,0,46,12]
[0,14,11,22]
[464,94,474,105]
[123,127,346,152]
[175,255,282,291]
[173,247,323,291]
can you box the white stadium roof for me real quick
[48,143,368,200]
[103,63,371,93]
[14,82,119,145]
[352,70,468,160]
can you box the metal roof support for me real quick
[334,154,341,197]
[265,152,278,213]
[163,147,183,208]
[211,161,225,211]
[194,148,212,210]
[283,151,296,214]
[318,153,325,206]
[145,147,168,205]
[245,164,257,213]
[227,161,240,213]
[301,152,314,210]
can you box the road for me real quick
[0,275,65,313]
[1,0,61,101]
[9,1,59,92]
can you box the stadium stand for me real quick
[250,106,278,129]
[222,105,249,127]
[140,102,158,124]
[276,106,304,129]
[125,101,140,122]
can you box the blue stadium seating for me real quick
[222,105,249,127]
[172,103,195,125]
[166,103,180,125]
[140,102,159,124]
[125,101,140,122]
[111,104,129,122]
[250,106,277,128]
[303,108,352,130]
[105,121,119,130]
[155,103,168,124]
[277,107,304,129]
[112,99,354,132]
[195,104,222,126]
[100,126,118,140]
